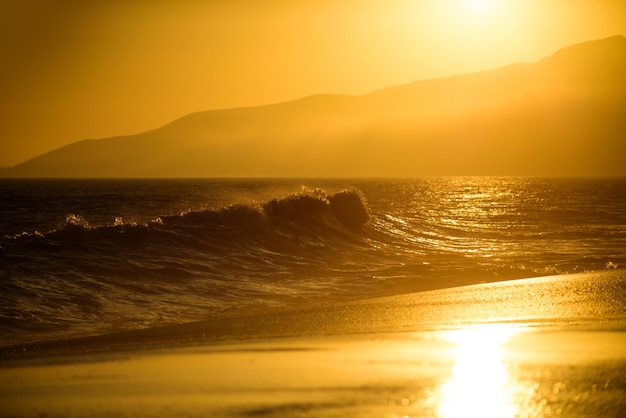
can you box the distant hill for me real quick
[3,35,625,177]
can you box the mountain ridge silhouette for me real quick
[3,35,625,177]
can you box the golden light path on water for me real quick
[437,325,535,418]
[3,272,625,417]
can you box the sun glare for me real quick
[463,0,495,17]
[411,0,523,64]
[438,326,523,418]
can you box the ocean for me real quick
[1,177,625,346]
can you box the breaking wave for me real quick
[9,189,370,250]
[0,189,377,345]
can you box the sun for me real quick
[463,0,495,17]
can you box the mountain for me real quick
[3,35,625,178]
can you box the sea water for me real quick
[1,177,625,345]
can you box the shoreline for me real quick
[0,265,523,352]
[2,270,624,363]
[1,270,625,417]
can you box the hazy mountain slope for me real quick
[3,35,625,177]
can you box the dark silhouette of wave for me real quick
[7,189,370,254]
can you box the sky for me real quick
[1,0,625,167]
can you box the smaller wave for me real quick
[152,204,264,228]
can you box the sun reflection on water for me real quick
[438,325,522,418]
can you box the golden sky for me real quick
[1,0,625,167]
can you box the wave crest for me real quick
[5,189,370,250]
[263,189,369,230]
[329,190,370,230]
[151,189,369,232]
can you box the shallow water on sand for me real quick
[3,330,625,418]
[1,271,625,417]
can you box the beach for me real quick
[1,9,625,416]
[2,270,625,417]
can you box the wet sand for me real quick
[2,271,625,417]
